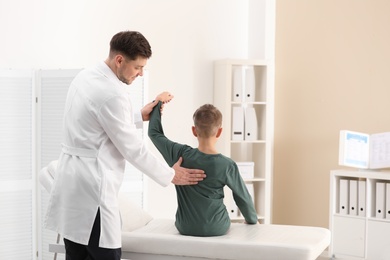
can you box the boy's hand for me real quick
[141,91,174,121]
[155,91,174,103]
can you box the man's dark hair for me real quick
[109,31,152,60]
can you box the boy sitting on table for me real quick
[148,93,257,237]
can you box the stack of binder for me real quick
[339,179,390,219]
[375,182,390,219]
[232,66,255,103]
[339,179,366,216]
[232,66,258,141]
[232,107,258,141]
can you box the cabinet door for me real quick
[367,220,390,260]
[332,216,365,258]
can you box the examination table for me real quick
[40,161,330,260]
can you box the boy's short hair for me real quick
[109,31,152,60]
[193,104,222,138]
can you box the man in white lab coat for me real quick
[44,31,206,260]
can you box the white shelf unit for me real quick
[213,59,273,224]
[329,169,390,259]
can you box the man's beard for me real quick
[118,75,131,85]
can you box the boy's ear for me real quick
[216,127,223,138]
[192,126,198,137]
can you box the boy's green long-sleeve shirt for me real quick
[148,102,258,236]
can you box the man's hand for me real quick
[172,157,206,185]
[141,100,159,121]
[141,91,174,121]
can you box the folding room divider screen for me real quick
[0,68,147,260]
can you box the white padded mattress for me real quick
[121,219,330,260]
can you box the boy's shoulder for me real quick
[211,153,238,168]
[217,153,235,163]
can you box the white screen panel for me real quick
[38,69,80,260]
[0,190,33,260]
[0,71,33,181]
[0,69,34,259]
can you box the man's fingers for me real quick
[186,169,205,175]
[178,172,206,185]
[172,171,206,185]
[187,173,206,180]
[150,100,159,107]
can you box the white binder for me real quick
[227,190,239,218]
[375,182,386,218]
[349,180,358,216]
[232,67,243,102]
[244,107,258,141]
[386,183,390,219]
[339,179,349,215]
[244,67,255,102]
[232,106,244,141]
[358,180,366,217]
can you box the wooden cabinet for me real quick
[213,59,273,224]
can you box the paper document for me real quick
[339,130,390,169]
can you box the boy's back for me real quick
[148,101,258,236]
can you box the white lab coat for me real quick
[44,61,174,249]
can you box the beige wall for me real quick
[274,0,390,228]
